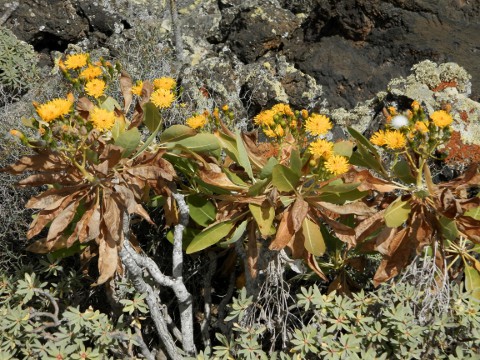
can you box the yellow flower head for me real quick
[150,88,175,108]
[272,103,294,117]
[413,121,429,134]
[9,129,24,139]
[325,155,350,176]
[85,79,106,98]
[385,130,407,150]
[254,109,275,127]
[430,110,453,128]
[90,107,116,131]
[64,53,88,70]
[36,98,72,122]
[309,139,333,159]
[79,65,102,80]
[186,114,208,130]
[370,130,387,146]
[304,114,332,136]
[153,77,176,91]
[263,127,277,138]
[131,81,143,96]
[222,104,229,112]
[274,124,285,137]
[411,100,420,111]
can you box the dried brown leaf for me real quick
[269,209,294,251]
[120,70,133,113]
[95,227,119,285]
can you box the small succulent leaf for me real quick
[272,164,300,193]
[249,203,275,237]
[187,195,216,227]
[235,129,254,181]
[464,263,480,301]
[115,127,141,158]
[159,124,196,143]
[186,221,235,254]
[302,218,326,256]
[384,197,411,228]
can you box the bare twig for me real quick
[135,327,155,360]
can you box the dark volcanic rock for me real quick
[220,3,301,63]
[282,0,480,107]
[2,0,89,52]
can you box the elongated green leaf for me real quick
[438,216,459,241]
[465,207,480,221]
[100,96,122,112]
[221,219,249,246]
[215,132,240,164]
[464,264,480,301]
[166,227,200,250]
[348,127,379,155]
[186,221,235,254]
[235,130,254,181]
[131,103,164,160]
[247,178,270,196]
[51,241,89,260]
[168,133,220,153]
[111,117,126,141]
[393,159,416,184]
[320,180,360,194]
[144,101,163,133]
[302,218,326,256]
[160,124,196,143]
[249,203,275,237]
[272,164,300,192]
[115,127,141,158]
[354,144,384,173]
[260,157,278,179]
[290,149,302,174]
[187,195,216,227]
[333,141,354,158]
[384,198,411,228]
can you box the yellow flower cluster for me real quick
[254,103,298,139]
[90,107,116,131]
[308,139,333,159]
[79,65,102,80]
[131,81,143,96]
[186,114,208,130]
[325,155,350,176]
[304,114,332,136]
[150,88,175,108]
[35,98,73,122]
[254,109,275,127]
[371,130,406,150]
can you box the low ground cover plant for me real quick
[1,52,479,359]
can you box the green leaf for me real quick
[384,198,411,228]
[272,164,300,192]
[290,149,302,174]
[159,124,196,143]
[333,141,354,158]
[224,168,249,187]
[235,130,254,181]
[100,96,122,112]
[464,264,480,301]
[249,203,275,237]
[143,101,163,133]
[187,195,216,227]
[351,144,384,174]
[312,190,368,204]
[302,218,326,256]
[111,117,126,141]
[186,221,235,254]
[115,127,141,158]
[166,227,200,249]
[216,132,240,164]
[247,178,270,197]
[465,207,480,220]
[320,179,360,194]
[259,157,278,179]
[131,103,164,160]
[438,216,459,241]
[51,241,89,260]
[393,159,416,184]
[168,133,220,153]
[348,127,379,155]
[221,219,248,246]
